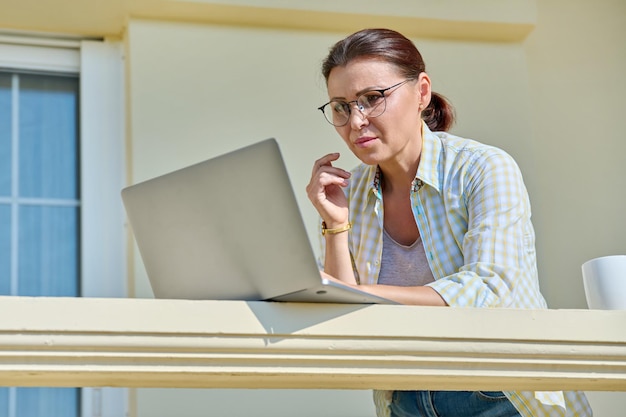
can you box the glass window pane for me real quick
[0,388,7,417]
[0,73,10,197]
[18,74,78,199]
[18,205,79,296]
[16,388,78,417]
[0,204,9,295]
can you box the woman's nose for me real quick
[349,107,369,130]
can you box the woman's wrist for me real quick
[321,221,351,235]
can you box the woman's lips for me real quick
[354,136,378,148]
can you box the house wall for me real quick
[523,1,626,413]
[125,20,536,417]
[126,20,535,299]
[125,0,626,414]
[523,0,626,309]
[1,0,623,415]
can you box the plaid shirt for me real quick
[322,123,591,416]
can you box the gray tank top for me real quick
[377,229,435,287]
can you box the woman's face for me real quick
[326,58,430,168]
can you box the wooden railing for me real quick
[0,296,625,391]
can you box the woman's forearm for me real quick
[359,284,448,306]
[323,232,358,285]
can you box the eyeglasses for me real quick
[317,79,412,127]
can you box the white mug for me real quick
[582,255,626,310]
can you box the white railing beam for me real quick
[0,296,625,391]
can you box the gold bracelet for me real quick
[321,221,352,235]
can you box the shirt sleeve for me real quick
[427,147,537,308]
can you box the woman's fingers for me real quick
[306,153,351,224]
[311,153,340,176]
[306,154,350,199]
[317,170,349,188]
[311,153,351,182]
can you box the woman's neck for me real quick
[379,139,422,193]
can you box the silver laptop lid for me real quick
[122,138,323,301]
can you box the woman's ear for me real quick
[417,72,432,111]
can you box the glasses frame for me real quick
[317,79,412,127]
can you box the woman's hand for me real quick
[305,153,351,228]
[309,154,356,285]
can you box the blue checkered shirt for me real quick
[321,124,591,416]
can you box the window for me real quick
[0,34,127,417]
[0,68,80,417]
[0,71,80,297]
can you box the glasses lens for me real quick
[321,90,388,127]
[324,101,350,126]
[357,91,386,118]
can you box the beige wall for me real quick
[523,1,626,413]
[125,1,625,413]
[1,0,623,415]
[524,0,626,309]
[125,20,539,417]
[126,1,626,311]
[126,20,536,298]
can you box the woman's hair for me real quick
[321,28,455,132]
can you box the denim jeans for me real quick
[390,391,522,417]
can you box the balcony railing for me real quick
[0,296,625,391]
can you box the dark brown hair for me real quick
[321,28,455,132]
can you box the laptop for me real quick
[121,138,395,304]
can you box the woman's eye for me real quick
[361,93,384,108]
[332,102,349,115]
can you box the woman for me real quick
[306,28,591,417]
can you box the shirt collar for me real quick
[367,121,442,195]
[416,122,442,193]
